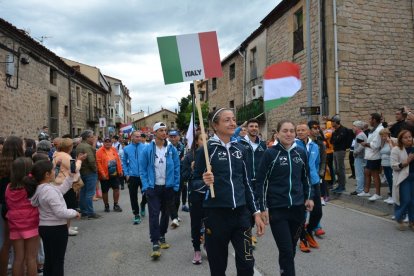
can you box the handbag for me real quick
[72,177,84,193]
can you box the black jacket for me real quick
[238,136,267,182]
[193,136,259,214]
[256,142,312,211]
[331,125,348,151]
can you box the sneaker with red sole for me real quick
[314,228,325,237]
[299,240,311,253]
[305,233,319,248]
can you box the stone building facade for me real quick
[132,108,177,132]
[207,0,414,138]
[208,50,244,112]
[0,18,108,139]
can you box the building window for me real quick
[171,122,175,128]
[162,114,168,119]
[77,128,81,135]
[212,78,217,90]
[64,105,68,117]
[293,8,304,55]
[199,92,204,101]
[49,68,57,85]
[98,97,101,108]
[250,48,257,80]
[229,100,234,108]
[75,86,81,107]
[229,63,235,80]
[212,106,217,112]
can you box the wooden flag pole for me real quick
[194,82,215,198]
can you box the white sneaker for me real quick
[384,197,394,205]
[177,217,182,222]
[391,215,396,220]
[368,194,383,201]
[70,226,78,231]
[68,228,78,236]
[171,218,180,228]
[321,197,326,206]
[403,215,409,223]
[357,192,371,197]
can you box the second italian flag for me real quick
[263,62,302,112]
[157,31,222,85]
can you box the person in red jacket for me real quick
[96,137,123,213]
[5,157,39,276]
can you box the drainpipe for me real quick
[333,0,339,114]
[306,0,312,120]
[318,0,323,115]
[238,46,246,107]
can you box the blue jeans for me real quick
[383,166,393,196]
[355,157,366,193]
[394,173,414,223]
[80,173,98,216]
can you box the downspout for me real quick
[306,0,312,120]
[321,0,328,115]
[318,0,323,115]
[333,0,339,114]
[238,46,246,107]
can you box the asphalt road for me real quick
[65,189,414,276]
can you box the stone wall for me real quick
[0,32,107,139]
[266,0,322,133]
[335,0,414,126]
[208,53,244,111]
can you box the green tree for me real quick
[176,95,209,131]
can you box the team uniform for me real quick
[193,134,259,275]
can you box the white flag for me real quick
[186,113,194,150]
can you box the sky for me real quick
[1,0,282,114]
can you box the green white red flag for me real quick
[157,31,222,85]
[263,62,301,112]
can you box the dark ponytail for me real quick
[25,160,53,198]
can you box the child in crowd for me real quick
[5,157,39,276]
[30,159,80,276]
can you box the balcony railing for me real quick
[236,99,265,124]
[86,107,102,123]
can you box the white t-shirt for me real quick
[244,135,259,151]
[154,145,167,185]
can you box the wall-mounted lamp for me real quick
[20,57,30,65]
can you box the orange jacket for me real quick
[96,147,123,180]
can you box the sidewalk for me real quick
[328,174,394,216]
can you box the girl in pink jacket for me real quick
[5,157,39,276]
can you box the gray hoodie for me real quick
[31,176,77,226]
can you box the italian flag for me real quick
[157,32,222,85]
[263,62,302,112]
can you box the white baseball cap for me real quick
[153,122,166,132]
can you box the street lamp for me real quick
[168,96,180,113]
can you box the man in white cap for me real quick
[139,122,180,259]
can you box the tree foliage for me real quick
[176,95,209,132]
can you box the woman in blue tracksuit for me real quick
[256,120,314,276]
[194,108,265,276]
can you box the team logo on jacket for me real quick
[232,150,243,159]
[279,156,288,166]
[218,151,228,160]
[257,146,265,152]
[292,157,302,164]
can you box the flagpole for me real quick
[190,83,196,155]
[194,81,215,198]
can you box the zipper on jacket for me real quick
[288,151,293,207]
[225,146,237,208]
